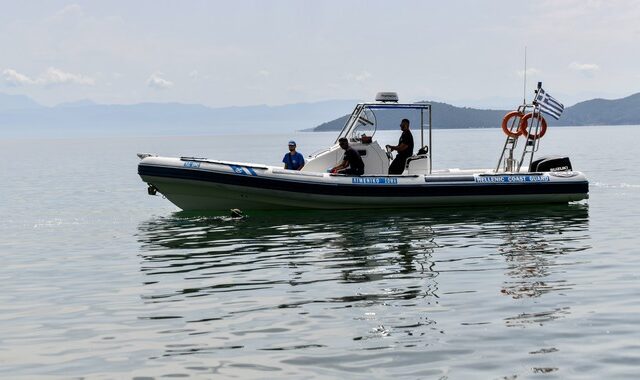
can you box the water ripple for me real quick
[125,205,594,375]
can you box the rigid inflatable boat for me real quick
[138,92,588,211]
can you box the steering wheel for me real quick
[385,145,393,160]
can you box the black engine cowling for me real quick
[529,155,573,172]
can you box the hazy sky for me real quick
[1,0,639,108]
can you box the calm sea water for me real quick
[1,126,639,379]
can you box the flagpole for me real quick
[523,46,527,104]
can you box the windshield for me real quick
[337,103,431,147]
[349,107,376,142]
[335,104,363,143]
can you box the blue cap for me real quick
[288,140,296,146]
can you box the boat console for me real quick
[302,92,432,175]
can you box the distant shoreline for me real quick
[1,92,639,137]
[309,93,640,132]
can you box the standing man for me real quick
[282,140,305,170]
[386,118,414,175]
[330,137,365,175]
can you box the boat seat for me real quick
[406,154,429,167]
[406,147,430,174]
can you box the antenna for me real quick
[523,46,527,104]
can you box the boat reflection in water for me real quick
[136,204,589,365]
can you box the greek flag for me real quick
[534,88,564,120]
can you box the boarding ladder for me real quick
[495,103,545,173]
[517,106,544,172]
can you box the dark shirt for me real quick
[397,130,414,158]
[343,147,364,171]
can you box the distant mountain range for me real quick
[313,92,640,131]
[0,93,356,137]
[0,92,42,112]
[1,92,639,137]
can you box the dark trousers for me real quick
[388,155,408,174]
[338,167,364,176]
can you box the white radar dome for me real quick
[375,92,399,102]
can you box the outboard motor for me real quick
[529,155,573,172]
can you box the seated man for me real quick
[330,137,364,175]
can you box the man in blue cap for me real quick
[282,140,305,170]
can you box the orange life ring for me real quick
[501,111,525,137]
[519,113,548,140]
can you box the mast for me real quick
[523,46,527,104]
